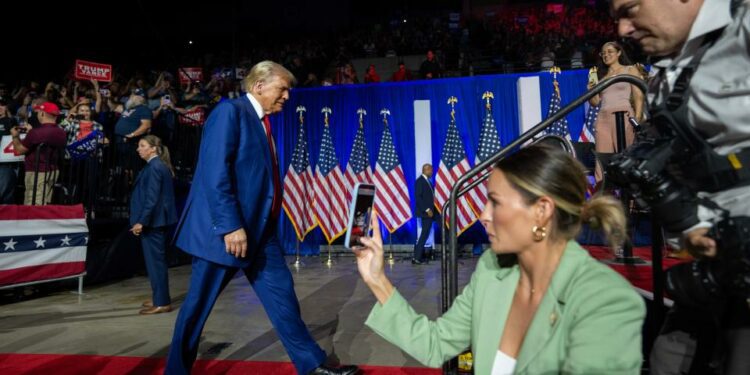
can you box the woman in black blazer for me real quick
[130,135,178,315]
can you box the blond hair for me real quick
[242,61,296,93]
[496,144,627,251]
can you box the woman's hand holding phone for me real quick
[353,213,394,304]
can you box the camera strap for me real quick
[653,21,750,192]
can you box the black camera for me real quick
[665,217,750,309]
[606,111,750,308]
[606,135,699,233]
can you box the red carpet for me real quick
[584,245,689,296]
[0,353,440,375]
[0,247,685,374]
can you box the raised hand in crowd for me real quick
[148,72,165,99]
[73,81,81,103]
[91,79,103,114]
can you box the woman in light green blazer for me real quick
[355,144,646,374]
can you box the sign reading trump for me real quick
[178,67,204,84]
[178,107,206,126]
[74,59,113,82]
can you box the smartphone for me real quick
[344,183,376,249]
[588,67,599,86]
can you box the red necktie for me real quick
[263,116,282,220]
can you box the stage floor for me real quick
[0,255,477,369]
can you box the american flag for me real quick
[467,92,502,216]
[578,102,600,198]
[282,107,317,241]
[435,97,477,234]
[578,103,599,143]
[372,110,412,233]
[343,109,373,203]
[0,205,88,287]
[545,80,572,141]
[312,108,348,244]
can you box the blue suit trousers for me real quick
[165,236,326,374]
[141,227,171,306]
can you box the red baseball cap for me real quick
[33,102,61,116]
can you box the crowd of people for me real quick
[0,3,627,211]
[259,3,622,83]
[0,75,206,213]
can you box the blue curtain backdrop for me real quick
[270,69,590,255]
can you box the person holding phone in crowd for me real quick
[61,101,108,146]
[354,144,645,374]
[9,102,67,205]
[129,135,177,315]
[152,93,187,147]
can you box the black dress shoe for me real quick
[411,259,425,265]
[308,364,360,375]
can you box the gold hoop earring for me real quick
[532,225,547,242]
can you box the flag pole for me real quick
[387,231,395,265]
[291,239,304,267]
[325,243,335,267]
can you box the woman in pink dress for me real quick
[588,41,644,183]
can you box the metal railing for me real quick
[440,74,648,373]
[12,122,202,219]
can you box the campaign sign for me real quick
[74,60,113,82]
[178,107,206,126]
[178,67,204,84]
[1,134,26,163]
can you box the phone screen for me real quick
[345,183,376,249]
[588,68,598,86]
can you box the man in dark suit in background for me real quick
[166,61,358,375]
[413,163,436,265]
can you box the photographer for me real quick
[610,0,750,373]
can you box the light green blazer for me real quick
[366,241,646,374]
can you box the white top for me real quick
[490,350,516,375]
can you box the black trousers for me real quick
[414,216,434,261]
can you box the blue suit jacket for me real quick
[415,176,435,218]
[174,96,276,267]
[130,157,178,228]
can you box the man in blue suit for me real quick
[413,163,436,264]
[166,61,359,375]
